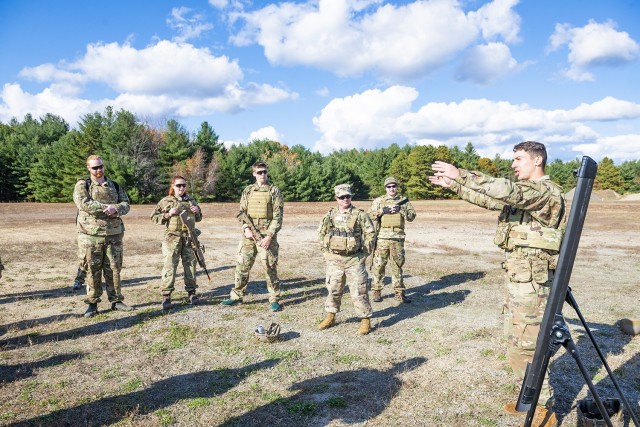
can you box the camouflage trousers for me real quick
[503,254,554,407]
[371,238,405,291]
[74,237,87,284]
[230,235,280,303]
[323,251,372,318]
[78,233,124,304]
[160,235,197,296]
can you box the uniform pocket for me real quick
[505,258,532,283]
[531,259,549,284]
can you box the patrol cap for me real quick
[334,184,352,197]
[384,177,398,186]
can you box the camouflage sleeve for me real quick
[360,211,376,253]
[402,200,416,222]
[454,169,560,214]
[317,211,331,252]
[238,186,251,230]
[150,197,172,225]
[73,180,106,214]
[368,197,383,221]
[113,181,130,217]
[266,185,284,236]
[189,195,203,222]
[450,180,505,211]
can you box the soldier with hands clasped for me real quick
[151,176,203,310]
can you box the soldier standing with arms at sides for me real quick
[151,176,203,310]
[368,177,416,303]
[220,161,284,312]
[429,141,564,427]
[318,184,376,335]
[74,155,132,317]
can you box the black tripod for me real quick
[515,156,639,427]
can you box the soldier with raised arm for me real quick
[73,155,132,317]
[368,177,416,303]
[429,141,565,427]
[220,161,284,312]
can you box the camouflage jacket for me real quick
[238,182,284,237]
[150,194,202,237]
[74,177,130,236]
[368,194,416,239]
[318,205,376,254]
[450,169,566,255]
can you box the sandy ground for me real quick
[0,199,638,426]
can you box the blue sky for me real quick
[1,0,639,162]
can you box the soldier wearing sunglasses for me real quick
[73,155,131,317]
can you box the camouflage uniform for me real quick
[318,205,376,317]
[73,177,130,304]
[450,169,566,407]
[150,194,202,296]
[368,194,416,293]
[229,182,283,303]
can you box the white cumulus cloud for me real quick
[455,42,520,84]
[549,20,640,81]
[167,7,214,43]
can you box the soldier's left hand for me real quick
[190,205,200,214]
[260,235,273,250]
[104,205,117,216]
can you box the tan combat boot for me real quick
[519,406,557,427]
[318,313,336,330]
[372,290,382,302]
[395,291,411,303]
[357,318,371,335]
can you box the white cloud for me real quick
[312,86,640,160]
[549,20,640,81]
[167,7,214,43]
[249,126,283,142]
[0,40,296,125]
[455,42,520,84]
[572,134,640,162]
[231,0,522,81]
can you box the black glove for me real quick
[382,206,392,214]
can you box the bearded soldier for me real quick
[318,184,376,335]
[221,161,284,312]
[368,177,416,303]
[151,175,203,310]
[74,155,132,317]
[429,141,565,427]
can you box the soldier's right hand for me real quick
[169,207,179,216]
[244,228,254,239]
[382,206,392,214]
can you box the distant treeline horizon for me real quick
[1,107,639,203]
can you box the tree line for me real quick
[1,107,639,203]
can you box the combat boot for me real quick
[112,301,133,312]
[84,303,98,318]
[220,298,241,306]
[188,291,198,305]
[318,313,336,330]
[395,291,411,303]
[357,318,371,335]
[372,290,382,302]
[162,296,172,311]
[519,406,557,427]
[72,280,83,291]
[619,318,640,335]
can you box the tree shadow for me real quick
[9,359,281,427]
[219,357,427,427]
[416,271,486,295]
[0,313,77,336]
[549,315,640,425]
[0,289,66,305]
[0,353,85,384]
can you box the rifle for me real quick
[369,197,410,269]
[236,210,276,259]
[179,210,211,281]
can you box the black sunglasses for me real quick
[256,170,268,175]
[386,184,397,188]
[91,165,104,170]
[175,183,187,188]
[338,195,351,200]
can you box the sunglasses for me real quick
[91,165,104,170]
[338,195,351,200]
[386,184,397,188]
[256,170,268,175]
[175,183,187,188]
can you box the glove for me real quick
[382,206,392,214]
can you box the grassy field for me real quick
[0,200,638,426]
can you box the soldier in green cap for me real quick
[429,141,564,427]
[151,175,203,310]
[317,184,376,335]
[368,177,416,303]
[73,155,132,317]
[221,161,284,312]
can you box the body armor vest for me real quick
[380,199,404,229]
[325,209,362,255]
[166,197,195,234]
[247,188,273,219]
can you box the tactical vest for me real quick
[165,196,195,234]
[324,208,362,255]
[493,182,566,253]
[380,199,404,229]
[76,178,125,235]
[246,187,273,219]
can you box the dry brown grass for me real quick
[0,200,639,426]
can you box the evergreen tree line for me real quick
[1,108,639,203]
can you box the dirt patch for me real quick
[0,200,639,426]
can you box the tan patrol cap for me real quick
[384,177,398,186]
[334,184,352,197]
